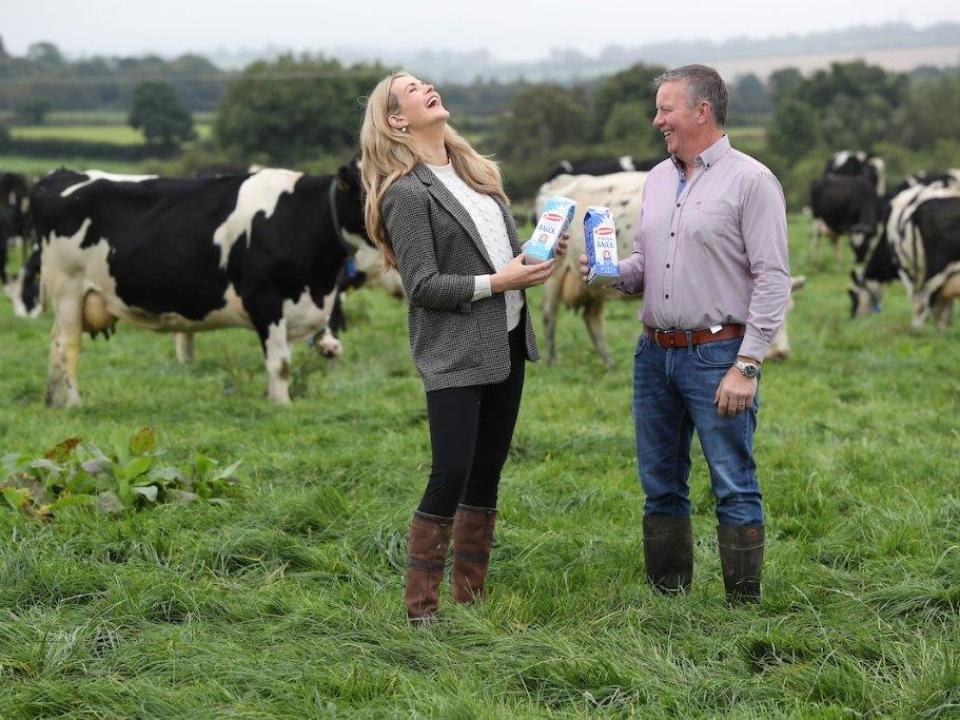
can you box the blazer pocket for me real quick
[414,311,483,375]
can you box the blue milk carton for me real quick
[584,206,620,286]
[525,196,576,264]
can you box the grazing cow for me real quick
[545,155,663,182]
[0,206,18,285]
[350,243,404,299]
[824,151,886,194]
[4,242,42,318]
[850,183,960,328]
[195,164,264,178]
[32,161,368,407]
[323,244,406,347]
[810,151,885,260]
[764,275,806,361]
[0,172,30,284]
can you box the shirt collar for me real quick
[670,134,731,174]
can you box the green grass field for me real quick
[0,155,150,178]
[727,127,767,157]
[10,124,213,146]
[1,217,958,718]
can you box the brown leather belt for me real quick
[647,323,745,349]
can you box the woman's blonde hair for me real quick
[360,71,506,268]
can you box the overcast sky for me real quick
[3,0,959,61]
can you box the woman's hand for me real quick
[491,254,555,292]
[554,232,570,258]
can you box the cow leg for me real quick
[809,219,821,261]
[541,272,562,366]
[174,332,196,363]
[47,295,83,408]
[264,318,293,404]
[0,236,8,285]
[911,295,930,330]
[766,324,790,361]
[931,295,954,329]
[583,299,615,369]
[314,286,343,358]
[245,294,294,403]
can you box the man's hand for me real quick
[554,232,570,258]
[714,366,757,417]
[578,253,589,282]
[492,254,556,292]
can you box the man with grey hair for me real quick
[581,64,791,601]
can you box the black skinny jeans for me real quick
[416,323,526,518]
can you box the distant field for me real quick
[12,125,148,145]
[0,111,217,127]
[727,126,767,154]
[11,124,212,145]
[0,155,148,176]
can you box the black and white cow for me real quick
[849,172,960,268]
[194,164,264,178]
[4,242,41,318]
[850,182,960,329]
[545,155,662,182]
[32,162,368,407]
[1,172,30,284]
[810,151,886,260]
[886,170,960,201]
[823,151,886,193]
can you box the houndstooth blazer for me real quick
[381,164,539,392]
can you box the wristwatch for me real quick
[735,360,761,379]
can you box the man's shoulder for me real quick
[649,157,677,177]
[643,158,678,190]
[726,148,777,180]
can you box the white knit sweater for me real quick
[427,162,522,331]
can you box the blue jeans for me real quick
[632,333,764,526]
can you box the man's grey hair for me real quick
[655,64,728,129]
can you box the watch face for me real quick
[738,362,760,378]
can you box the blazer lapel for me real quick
[495,196,522,255]
[414,164,497,272]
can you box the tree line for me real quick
[2,37,959,205]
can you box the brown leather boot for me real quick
[642,515,693,594]
[717,524,765,602]
[404,511,453,623]
[452,504,496,603]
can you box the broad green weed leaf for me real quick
[44,437,81,463]
[2,486,31,510]
[118,456,154,482]
[129,427,157,456]
[133,485,159,503]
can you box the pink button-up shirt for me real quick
[618,135,791,361]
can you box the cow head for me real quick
[848,267,883,318]
[849,187,884,262]
[335,158,371,245]
[849,221,878,261]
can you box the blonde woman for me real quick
[360,72,565,623]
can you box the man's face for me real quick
[653,80,700,160]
